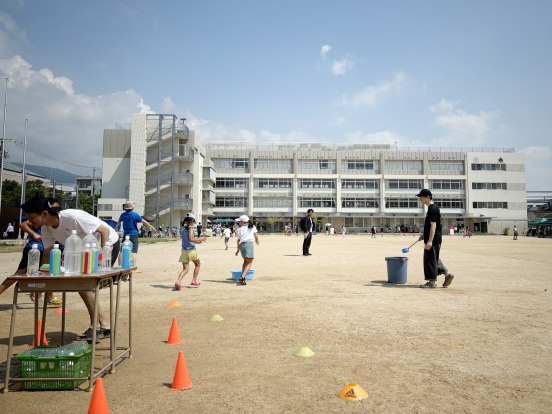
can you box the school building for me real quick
[98,113,527,234]
[206,142,527,234]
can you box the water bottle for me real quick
[82,230,98,250]
[89,243,99,274]
[124,236,134,267]
[100,242,112,270]
[49,244,62,276]
[81,244,91,275]
[122,241,131,269]
[63,230,82,276]
[27,244,40,276]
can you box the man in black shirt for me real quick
[417,189,442,288]
[300,209,314,256]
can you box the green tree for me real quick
[25,180,49,200]
[0,180,21,207]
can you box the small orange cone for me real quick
[338,382,368,401]
[167,318,182,345]
[31,319,48,347]
[88,377,109,414]
[171,351,192,391]
[168,300,182,307]
[53,307,69,314]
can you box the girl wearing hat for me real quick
[175,213,206,290]
[235,215,259,285]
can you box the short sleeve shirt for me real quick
[118,211,143,236]
[423,203,442,245]
[236,224,257,244]
[41,209,119,249]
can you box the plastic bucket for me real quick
[385,257,408,284]
[231,269,254,280]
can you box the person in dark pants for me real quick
[416,189,442,288]
[197,222,203,237]
[300,209,314,256]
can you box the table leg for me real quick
[88,282,101,391]
[40,294,48,347]
[34,295,38,346]
[2,284,19,393]
[109,278,115,373]
[61,292,66,345]
[129,273,133,358]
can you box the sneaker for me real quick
[443,274,455,287]
[419,282,437,288]
[99,328,111,339]
[174,281,181,291]
[191,280,200,286]
[47,297,63,306]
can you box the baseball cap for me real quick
[236,215,249,223]
[416,189,433,198]
[185,213,196,220]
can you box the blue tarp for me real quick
[103,219,117,229]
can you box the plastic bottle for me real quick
[124,235,134,267]
[82,230,98,250]
[81,244,91,275]
[63,230,82,276]
[89,243,99,274]
[27,244,40,276]
[121,241,131,269]
[100,242,112,270]
[49,244,62,276]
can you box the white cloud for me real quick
[429,99,503,147]
[0,55,152,174]
[520,146,552,190]
[337,72,406,107]
[0,11,28,57]
[331,58,355,76]
[320,44,331,59]
[344,130,403,146]
[161,96,174,112]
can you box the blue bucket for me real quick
[231,269,254,280]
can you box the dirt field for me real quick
[1,233,551,413]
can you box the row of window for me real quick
[472,182,507,190]
[215,197,507,209]
[212,158,505,173]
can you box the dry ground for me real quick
[0,233,551,413]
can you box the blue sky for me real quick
[0,0,550,189]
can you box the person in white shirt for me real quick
[221,226,232,250]
[234,215,259,285]
[21,196,121,342]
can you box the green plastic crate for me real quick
[16,345,92,390]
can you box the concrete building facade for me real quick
[97,114,215,228]
[206,142,527,234]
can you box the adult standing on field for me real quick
[300,209,314,256]
[416,189,443,288]
[115,201,157,269]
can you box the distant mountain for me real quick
[11,163,90,184]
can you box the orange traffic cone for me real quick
[171,351,192,391]
[167,318,182,345]
[88,377,109,414]
[31,319,48,347]
[53,307,69,314]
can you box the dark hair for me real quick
[47,197,59,205]
[21,196,49,214]
[307,209,314,214]
[183,216,195,229]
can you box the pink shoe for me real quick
[191,280,200,286]
[174,281,181,291]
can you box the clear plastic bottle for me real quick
[49,243,62,276]
[63,230,82,276]
[27,244,40,276]
[81,243,91,275]
[89,243,99,274]
[121,241,131,269]
[82,230,98,250]
[124,235,134,267]
[100,242,112,270]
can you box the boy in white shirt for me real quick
[21,197,121,341]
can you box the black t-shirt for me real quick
[423,203,442,244]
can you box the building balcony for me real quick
[173,171,193,185]
[203,190,216,205]
[203,166,216,182]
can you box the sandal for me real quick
[76,327,94,340]
[239,277,246,286]
[47,297,63,306]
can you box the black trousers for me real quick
[423,243,441,281]
[302,232,312,255]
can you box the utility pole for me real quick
[0,77,8,219]
[92,167,96,216]
[18,118,28,239]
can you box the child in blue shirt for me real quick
[175,213,206,290]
